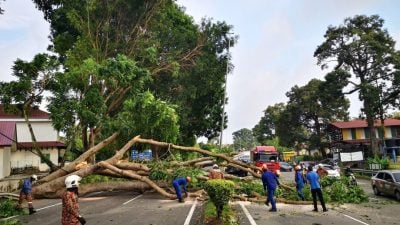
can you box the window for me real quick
[351,128,356,139]
[40,154,50,164]
[364,128,370,138]
[384,173,394,182]
[393,173,400,182]
[376,172,385,179]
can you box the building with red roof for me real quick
[0,105,65,179]
[328,119,400,160]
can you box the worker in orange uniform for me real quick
[316,164,328,178]
[62,175,86,225]
[208,164,224,179]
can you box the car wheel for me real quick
[395,191,400,201]
[373,186,380,196]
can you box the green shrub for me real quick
[320,176,368,203]
[172,167,203,188]
[0,199,25,219]
[204,180,235,218]
[80,175,129,184]
[236,181,264,196]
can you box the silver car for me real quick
[371,170,400,201]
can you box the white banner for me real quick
[340,151,364,162]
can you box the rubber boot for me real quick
[29,208,36,215]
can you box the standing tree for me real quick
[0,54,60,170]
[232,128,257,151]
[252,103,285,145]
[33,0,236,150]
[284,78,349,157]
[314,15,400,156]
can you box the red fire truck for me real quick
[250,146,281,175]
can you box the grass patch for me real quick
[0,199,24,225]
[0,220,22,225]
[204,201,238,225]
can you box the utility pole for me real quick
[219,37,231,150]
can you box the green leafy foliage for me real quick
[204,201,238,225]
[80,175,129,184]
[321,176,368,203]
[149,162,171,181]
[172,167,203,188]
[0,220,22,225]
[204,180,235,218]
[367,156,390,169]
[0,199,25,218]
[236,181,264,196]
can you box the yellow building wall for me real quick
[342,129,350,140]
[356,128,363,139]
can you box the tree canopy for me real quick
[314,14,400,155]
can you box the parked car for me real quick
[313,164,340,178]
[279,162,293,172]
[371,170,400,201]
[225,155,250,177]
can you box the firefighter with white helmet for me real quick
[62,175,86,225]
[16,174,38,214]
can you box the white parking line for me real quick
[183,199,197,225]
[0,202,62,222]
[343,214,370,225]
[122,194,142,205]
[37,202,62,211]
[239,202,257,225]
[0,215,18,222]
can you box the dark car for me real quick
[371,170,400,201]
[279,162,293,172]
[225,158,250,177]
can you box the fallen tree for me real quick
[32,135,293,201]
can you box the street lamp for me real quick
[219,36,231,150]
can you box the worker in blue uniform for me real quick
[172,177,191,202]
[261,164,279,212]
[306,165,328,212]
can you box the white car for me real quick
[313,164,340,178]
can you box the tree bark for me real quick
[40,132,119,183]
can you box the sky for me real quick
[1,0,400,144]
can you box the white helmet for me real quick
[212,164,219,169]
[31,174,38,181]
[318,164,323,168]
[65,175,82,188]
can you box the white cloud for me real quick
[0,0,50,82]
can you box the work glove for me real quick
[78,216,86,225]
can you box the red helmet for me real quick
[261,164,268,171]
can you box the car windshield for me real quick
[280,162,289,166]
[393,172,400,182]
[324,165,334,170]
[257,154,278,162]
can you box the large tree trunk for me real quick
[22,104,57,171]
[40,132,119,183]
[33,135,292,200]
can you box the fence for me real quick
[351,168,378,177]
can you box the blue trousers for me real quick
[296,186,305,200]
[173,181,182,200]
[267,188,276,210]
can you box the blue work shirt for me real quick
[21,178,32,193]
[295,171,304,189]
[261,171,279,190]
[306,171,321,189]
[172,177,187,192]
